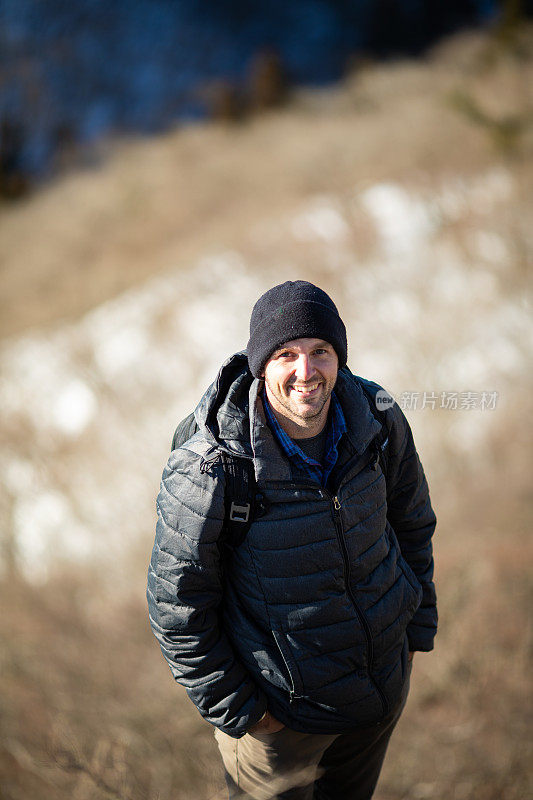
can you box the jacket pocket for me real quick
[272,630,305,700]
[398,555,423,604]
[387,522,421,579]
[385,523,422,610]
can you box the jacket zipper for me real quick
[272,631,298,703]
[330,492,389,717]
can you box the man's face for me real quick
[262,338,339,434]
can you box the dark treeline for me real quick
[0,0,525,195]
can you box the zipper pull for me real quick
[333,496,341,512]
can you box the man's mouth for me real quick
[289,382,320,398]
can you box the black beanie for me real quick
[246,280,347,378]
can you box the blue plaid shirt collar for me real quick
[262,389,347,486]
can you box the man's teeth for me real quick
[293,384,319,393]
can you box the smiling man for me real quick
[147,281,437,799]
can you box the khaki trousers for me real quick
[215,666,410,800]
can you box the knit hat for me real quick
[246,280,347,378]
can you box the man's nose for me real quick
[295,355,314,382]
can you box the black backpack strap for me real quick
[220,454,257,550]
[357,379,392,484]
[171,412,199,451]
[170,412,259,553]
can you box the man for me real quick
[147,281,437,799]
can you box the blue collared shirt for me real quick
[262,389,347,486]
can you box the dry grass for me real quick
[0,571,224,800]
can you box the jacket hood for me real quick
[194,351,382,474]
[193,351,255,459]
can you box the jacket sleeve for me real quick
[385,403,437,652]
[146,446,268,738]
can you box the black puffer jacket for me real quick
[147,353,437,738]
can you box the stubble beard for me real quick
[265,376,333,426]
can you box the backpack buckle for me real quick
[229,502,251,523]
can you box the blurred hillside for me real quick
[0,26,532,800]
[0,0,500,182]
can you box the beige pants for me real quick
[215,675,410,800]
[215,725,338,800]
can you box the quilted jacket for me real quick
[147,352,437,738]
